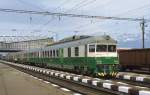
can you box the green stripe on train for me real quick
[28,57,118,65]
[26,57,118,73]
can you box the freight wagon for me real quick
[118,48,150,72]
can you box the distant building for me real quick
[0,38,54,51]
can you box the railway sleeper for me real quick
[2,61,150,95]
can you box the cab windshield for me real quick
[96,45,107,52]
[89,44,116,52]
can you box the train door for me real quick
[85,45,88,57]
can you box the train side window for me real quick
[75,47,79,56]
[42,51,43,57]
[50,50,52,57]
[49,50,50,57]
[35,52,37,57]
[42,51,45,57]
[32,52,34,57]
[45,51,46,57]
[44,51,46,57]
[108,45,116,52]
[31,53,33,57]
[47,51,48,57]
[68,48,71,57]
[56,50,59,57]
[53,50,55,57]
[38,52,40,58]
[37,52,39,57]
[47,51,49,57]
[46,51,48,57]
[89,45,95,52]
[34,52,36,57]
[96,45,107,52]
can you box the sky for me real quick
[0,0,150,48]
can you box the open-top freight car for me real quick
[7,35,119,77]
[118,48,150,72]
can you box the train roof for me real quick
[48,35,116,46]
[59,35,91,43]
[25,35,117,52]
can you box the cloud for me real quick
[0,0,150,48]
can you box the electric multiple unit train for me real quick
[7,35,119,77]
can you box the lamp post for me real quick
[140,18,145,48]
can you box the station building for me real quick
[0,38,54,51]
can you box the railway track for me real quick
[112,79,150,88]
[116,72,150,88]
[1,60,150,95]
[126,70,150,75]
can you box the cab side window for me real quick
[108,45,116,52]
[89,45,95,52]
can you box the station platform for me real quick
[0,63,78,95]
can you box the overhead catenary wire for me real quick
[37,0,71,30]
[16,0,44,11]
[88,0,112,9]
[0,8,147,41]
[41,0,84,28]
[0,8,149,22]
[84,3,150,32]
[40,0,89,30]
[0,8,148,47]
[41,0,100,30]
[21,0,147,33]
[76,3,150,37]
[52,0,71,12]
[116,3,150,16]
[58,0,115,34]
[16,0,47,29]
[63,2,150,35]
[16,0,70,31]
[73,0,97,10]
[63,0,93,13]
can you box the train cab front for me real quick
[96,64,119,78]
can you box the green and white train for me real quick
[7,35,119,77]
